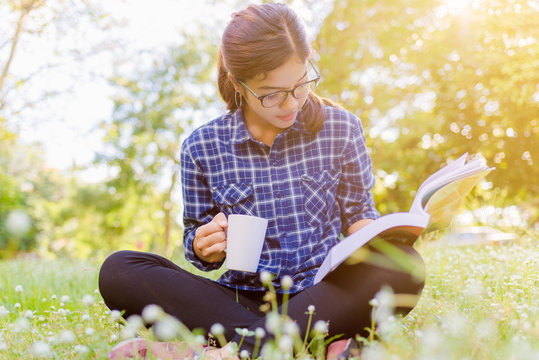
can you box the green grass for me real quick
[0,238,538,359]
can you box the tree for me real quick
[96,30,219,256]
[315,0,538,220]
[0,0,116,122]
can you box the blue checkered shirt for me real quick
[180,106,379,293]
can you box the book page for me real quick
[424,169,492,229]
[410,156,492,214]
[313,212,429,284]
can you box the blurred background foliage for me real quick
[0,0,537,260]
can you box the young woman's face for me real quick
[240,56,310,137]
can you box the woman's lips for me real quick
[277,112,297,122]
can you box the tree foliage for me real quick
[316,0,538,218]
[95,30,219,256]
[0,0,116,121]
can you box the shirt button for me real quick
[276,192,281,198]
[272,160,278,166]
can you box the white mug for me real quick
[225,214,268,272]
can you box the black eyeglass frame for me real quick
[238,60,321,108]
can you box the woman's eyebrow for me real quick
[258,70,308,90]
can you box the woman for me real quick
[99,3,425,359]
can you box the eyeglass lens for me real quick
[261,79,317,107]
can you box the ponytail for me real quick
[301,92,342,134]
[217,48,240,113]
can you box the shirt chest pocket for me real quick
[211,183,255,216]
[301,170,341,228]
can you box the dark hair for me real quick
[217,3,339,134]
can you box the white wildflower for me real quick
[14,285,23,293]
[110,309,122,321]
[240,350,249,359]
[85,327,95,336]
[142,304,163,323]
[74,345,90,354]
[255,327,265,338]
[51,295,57,300]
[23,310,33,319]
[0,306,9,317]
[210,323,225,336]
[81,294,95,306]
[32,341,51,357]
[194,335,206,345]
[281,275,293,290]
[60,330,76,343]
[265,312,280,334]
[260,271,272,285]
[14,303,21,309]
[313,320,328,334]
[120,325,137,340]
[278,335,293,352]
[81,314,91,321]
[373,287,395,324]
[307,305,315,314]
[153,316,181,341]
[420,326,443,350]
[442,312,467,336]
[283,320,299,336]
[0,341,7,351]
[110,334,119,342]
[127,314,144,330]
[61,295,70,302]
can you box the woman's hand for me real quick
[193,212,228,263]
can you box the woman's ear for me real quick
[227,72,241,92]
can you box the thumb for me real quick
[214,212,228,229]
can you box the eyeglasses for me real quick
[239,61,320,108]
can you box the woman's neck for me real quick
[242,107,282,147]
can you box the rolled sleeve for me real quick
[337,116,380,232]
[180,140,224,271]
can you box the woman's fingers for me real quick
[196,231,227,258]
[193,212,229,262]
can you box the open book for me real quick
[313,153,494,284]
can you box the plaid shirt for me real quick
[180,106,379,293]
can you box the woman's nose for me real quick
[279,92,299,110]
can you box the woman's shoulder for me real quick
[182,113,233,149]
[323,105,365,134]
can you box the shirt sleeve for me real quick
[180,139,224,271]
[337,114,380,232]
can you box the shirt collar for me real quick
[229,109,312,145]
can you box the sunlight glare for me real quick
[443,0,473,13]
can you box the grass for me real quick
[0,237,538,359]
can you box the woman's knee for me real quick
[98,250,138,296]
[100,250,134,277]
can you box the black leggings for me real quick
[98,243,424,352]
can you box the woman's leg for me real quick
[98,250,265,341]
[233,243,425,350]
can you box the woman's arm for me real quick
[336,112,380,231]
[346,218,374,236]
[180,139,225,270]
